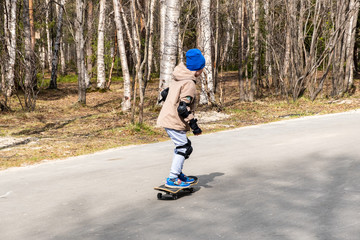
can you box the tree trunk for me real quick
[332,1,348,96]
[4,0,17,98]
[130,0,145,123]
[29,0,35,51]
[158,0,180,95]
[282,0,293,95]
[113,0,131,111]
[22,0,36,110]
[86,0,93,79]
[49,0,65,89]
[45,0,52,72]
[40,46,46,69]
[75,0,86,104]
[107,34,117,89]
[96,0,106,89]
[213,0,219,92]
[159,0,166,65]
[249,0,259,102]
[264,0,272,88]
[238,0,248,101]
[60,36,66,75]
[58,0,66,76]
[344,0,359,92]
[200,0,215,104]
[146,0,156,88]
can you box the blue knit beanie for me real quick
[186,49,205,71]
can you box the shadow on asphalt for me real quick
[34,154,360,240]
[197,172,225,188]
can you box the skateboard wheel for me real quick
[189,188,194,193]
[172,194,178,200]
[157,193,163,200]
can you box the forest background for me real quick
[1,0,360,169]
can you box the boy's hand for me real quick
[189,119,202,135]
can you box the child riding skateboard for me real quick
[157,48,205,188]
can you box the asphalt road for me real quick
[1,110,360,240]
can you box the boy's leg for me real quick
[165,128,188,179]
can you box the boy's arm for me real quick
[178,83,202,135]
[178,95,194,122]
[177,98,201,135]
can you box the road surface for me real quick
[1,110,360,240]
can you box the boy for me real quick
[157,48,205,188]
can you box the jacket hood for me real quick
[172,63,197,82]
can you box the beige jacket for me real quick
[157,63,197,131]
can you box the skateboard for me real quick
[154,176,198,200]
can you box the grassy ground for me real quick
[1,72,360,170]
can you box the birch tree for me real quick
[58,1,67,76]
[113,0,131,111]
[45,0,52,71]
[146,0,156,87]
[158,0,180,95]
[3,0,17,99]
[264,0,272,88]
[159,0,166,66]
[200,0,216,104]
[344,0,359,93]
[86,0,94,78]
[96,0,106,89]
[238,0,249,101]
[60,35,66,75]
[29,0,35,51]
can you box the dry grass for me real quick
[1,73,360,170]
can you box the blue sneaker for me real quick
[165,178,190,188]
[179,173,196,184]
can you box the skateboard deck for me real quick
[154,176,198,200]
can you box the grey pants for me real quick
[165,128,188,178]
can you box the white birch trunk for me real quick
[45,0,52,72]
[96,0,106,89]
[113,0,131,111]
[22,0,33,90]
[178,26,184,63]
[146,0,156,85]
[159,0,166,63]
[345,0,359,90]
[200,0,215,104]
[86,0,93,78]
[197,2,207,104]
[40,46,46,69]
[159,0,180,92]
[59,0,67,76]
[264,0,272,86]
[4,0,17,97]
[67,43,71,63]
[60,39,66,75]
